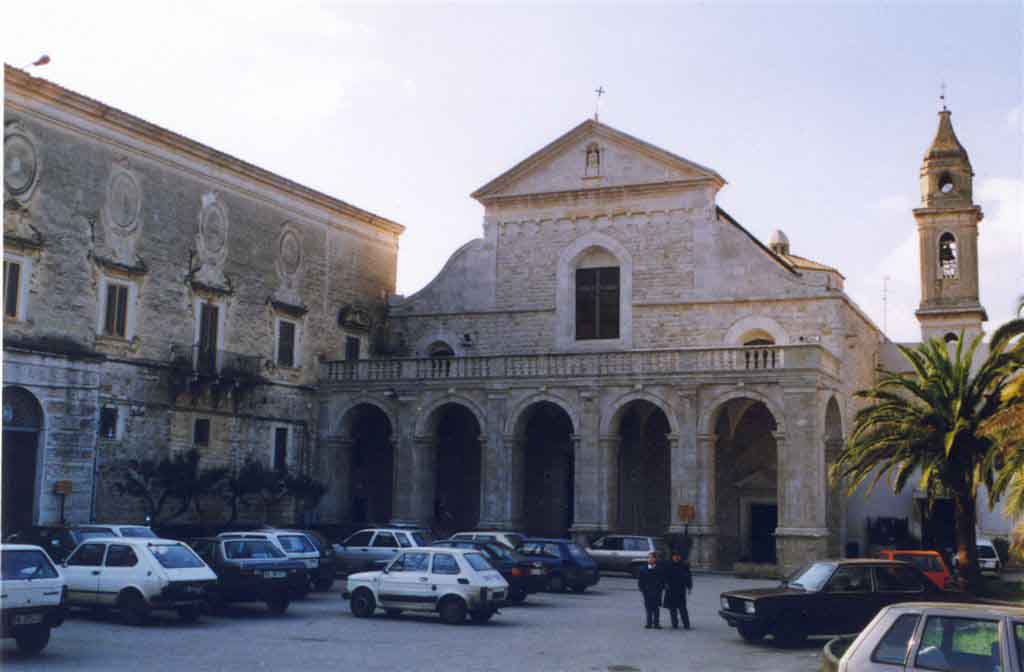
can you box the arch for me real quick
[427,341,454,357]
[601,390,679,436]
[555,232,633,350]
[341,401,395,525]
[2,386,44,534]
[699,387,786,437]
[938,231,958,279]
[334,396,398,437]
[414,394,488,439]
[504,391,580,437]
[825,395,843,442]
[943,332,959,343]
[614,397,672,535]
[723,315,789,347]
[413,330,465,358]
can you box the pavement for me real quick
[2,574,825,672]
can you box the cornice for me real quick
[481,178,720,209]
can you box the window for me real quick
[3,260,21,319]
[1,549,59,580]
[915,616,1000,672]
[826,565,873,593]
[277,534,316,553]
[197,301,220,374]
[623,538,649,552]
[875,565,925,593]
[272,427,289,471]
[1014,623,1023,666]
[464,553,493,572]
[67,543,106,567]
[99,406,118,439]
[104,545,139,568]
[428,341,454,358]
[944,332,959,344]
[396,533,412,548]
[224,540,285,560]
[344,336,360,361]
[871,613,921,665]
[390,552,429,573]
[148,543,205,569]
[575,267,619,340]
[431,554,459,575]
[102,282,129,338]
[938,232,958,279]
[277,319,296,367]
[372,532,399,548]
[345,531,373,547]
[194,418,210,446]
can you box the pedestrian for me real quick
[662,549,693,630]
[637,551,665,629]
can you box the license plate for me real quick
[264,570,286,579]
[13,613,44,625]
[304,559,319,569]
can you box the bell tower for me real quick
[914,104,987,342]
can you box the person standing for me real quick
[662,550,693,629]
[637,552,665,629]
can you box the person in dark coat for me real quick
[637,552,665,629]
[662,550,693,629]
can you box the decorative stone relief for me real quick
[3,123,40,203]
[273,223,305,306]
[101,162,144,266]
[192,192,230,289]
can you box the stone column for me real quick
[320,436,352,523]
[478,393,512,529]
[569,390,602,543]
[691,432,718,569]
[505,433,524,529]
[391,434,436,527]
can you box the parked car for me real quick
[296,529,338,591]
[74,524,158,539]
[450,531,525,550]
[62,537,217,625]
[343,547,508,624]
[518,538,600,593]
[5,526,89,564]
[836,601,1024,671]
[189,537,307,614]
[951,538,1004,574]
[719,559,962,646]
[432,539,547,603]
[217,531,321,595]
[1,544,66,653]
[877,549,954,590]
[333,528,432,574]
[587,535,668,576]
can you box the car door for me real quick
[429,552,462,604]
[97,543,141,606]
[874,564,929,610]
[378,551,433,610]
[63,542,107,605]
[338,531,374,571]
[370,532,402,568]
[820,565,878,635]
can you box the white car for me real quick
[837,602,1024,671]
[62,537,216,625]
[218,531,320,592]
[75,524,158,539]
[450,531,525,550]
[1,544,66,653]
[952,538,1004,574]
[343,547,509,624]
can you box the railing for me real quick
[322,345,841,383]
[170,345,263,379]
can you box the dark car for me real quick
[189,537,308,614]
[286,529,338,592]
[432,539,548,603]
[518,538,600,593]
[718,559,965,646]
[5,527,84,563]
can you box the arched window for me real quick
[741,330,776,347]
[427,341,454,358]
[575,247,619,340]
[944,332,958,344]
[938,232,958,279]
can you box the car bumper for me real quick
[718,609,760,627]
[2,605,66,635]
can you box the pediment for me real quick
[471,119,725,202]
[734,469,777,491]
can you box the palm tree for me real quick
[831,319,1024,591]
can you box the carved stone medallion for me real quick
[3,133,37,197]
[106,169,141,234]
[278,228,302,277]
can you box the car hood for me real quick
[722,586,806,600]
[347,570,382,583]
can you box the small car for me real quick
[343,547,509,625]
[74,524,159,539]
[450,531,526,550]
[952,538,1004,574]
[431,538,547,603]
[876,549,954,590]
[518,538,600,593]
[0,544,66,653]
[587,535,668,576]
[62,537,217,625]
[836,602,1024,671]
[189,537,308,614]
[217,531,321,595]
[719,559,959,646]
[333,528,433,574]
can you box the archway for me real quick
[345,403,394,525]
[431,403,482,535]
[713,399,779,568]
[2,386,43,536]
[516,402,575,537]
[615,400,671,535]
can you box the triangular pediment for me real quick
[471,119,725,202]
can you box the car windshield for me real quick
[464,553,494,572]
[277,535,316,553]
[483,543,516,561]
[148,543,205,569]
[118,527,157,538]
[1,549,59,580]
[224,540,285,560]
[977,546,997,559]
[785,562,836,591]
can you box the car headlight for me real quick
[744,600,756,615]
[720,596,729,610]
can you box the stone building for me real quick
[2,65,402,533]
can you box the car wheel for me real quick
[177,604,201,623]
[266,596,290,615]
[439,597,467,625]
[14,625,50,654]
[350,589,376,618]
[772,616,806,647]
[548,573,566,593]
[385,609,402,618]
[118,590,150,626]
[315,577,334,592]
[570,584,587,594]
[737,622,767,643]
[470,609,494,624]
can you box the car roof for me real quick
[880,550,942,556]
[78,536,179,546]
[420,546,481,555]
[521,537,571,543]
[353,528,424,535]
[883,602,1024,617]
[1,543,54,552]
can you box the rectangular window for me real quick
[99,407,118,439]
[273,427,289,471]
[277,320,296,367]
[3,260,21,319]
[103,283,129,337]
[193,418,210,446]
[344,336,360,361]
[916,616,1000,671]
[197,302,219,374]
[575,267,619,340]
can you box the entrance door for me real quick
[2,387,43,537]
[750,503,778,564]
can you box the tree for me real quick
[284,471,328,522]
[111,449,222,525]
[218,458,266,527]
[831,319,1024,591]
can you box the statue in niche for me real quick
[585,143,601,177]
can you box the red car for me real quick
[877,549,955,590]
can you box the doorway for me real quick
[749,503,778,564]
[2,386,43,537]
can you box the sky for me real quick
[4,1,1022,342]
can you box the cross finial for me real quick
[594,86,605,121]
[939,81,948,112]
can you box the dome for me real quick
[768,229,790,255]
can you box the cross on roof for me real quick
[594,86,605,121]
